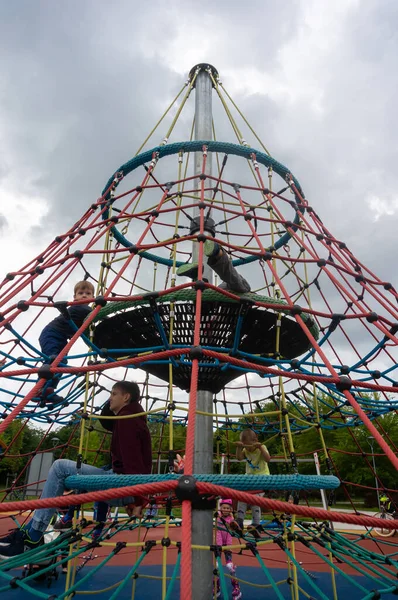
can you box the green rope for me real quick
[216,554,230,600]
[108,550,148,600]
[164,551,181,600]
[295,535,370,595]
[362,586,398,599]
[0,531,70,574]
[252,550,285,600]
[282,543,331,600]
[315,528,398,584]
[58,546,121,600]
[311,524,398,572]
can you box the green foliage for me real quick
[1,390,397,503]
[213,392,398,497]
[149,420,187,472]
[0,420,27,477]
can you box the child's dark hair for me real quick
[112,381,140,403]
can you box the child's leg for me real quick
[94,501,109,523]
[224,551,241,598]
[65,505,79,521]
[236,502,247,529]
[53,504,79,529]
[251,505,261,526]
[176,239,251,295]
[38,328,67,399]
[224,550,233,569]
[91,502,109,540]
[207,245,251,293]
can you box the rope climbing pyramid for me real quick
[0,63,397,599]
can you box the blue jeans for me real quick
[31,459,135,533]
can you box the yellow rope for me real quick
[134,81,191,156]
[218,82,272,156]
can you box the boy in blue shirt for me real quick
[37,280,94,404]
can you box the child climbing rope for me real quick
[216,499,242,599]
[235,429,271,539]
[37,280,95,405]
[177,239,250,294]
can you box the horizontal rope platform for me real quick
[2,479,398,531]
[91,289,319,392]
[65,473,340,492]
[92,289,319,338]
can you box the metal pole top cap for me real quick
[188,63,219,86]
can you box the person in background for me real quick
[215,499,242,599]
[235,428,271,538]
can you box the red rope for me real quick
[180,500,192,600]
[0,480,177,513]
[196,483,398,529]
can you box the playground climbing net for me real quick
[0,64,397,599]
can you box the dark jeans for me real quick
[38,328,68,392]
[208,250,251,293]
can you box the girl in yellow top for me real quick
[236,429,271,537]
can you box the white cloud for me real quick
[366,194,398,220]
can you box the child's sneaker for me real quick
[232,588,242,600]
[229,521,244,537]
[53,515,74,531]
[0,527,25,546]
[203,239,220,258]
[91,523,104,541]
[0,529,43,559]
[246,524,261,539]
[176,263,199,280]
[226,561,236,575]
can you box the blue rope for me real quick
[100,140,305,261]
[65,473,340,492]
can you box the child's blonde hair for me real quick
[73,280,95,296]
[240,429,258,444]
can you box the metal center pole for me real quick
[190,63,217,600]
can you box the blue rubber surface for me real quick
[5,565,395,600]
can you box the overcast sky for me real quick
[1,0,397,283]
[0,0,397,425]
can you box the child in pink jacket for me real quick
[216,499,242,599]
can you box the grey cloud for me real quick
[0,214,7,232]
[0,1,397,351]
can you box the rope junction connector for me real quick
[175,475,216,510]
[189,215,216,236]
[175,475,198,502]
